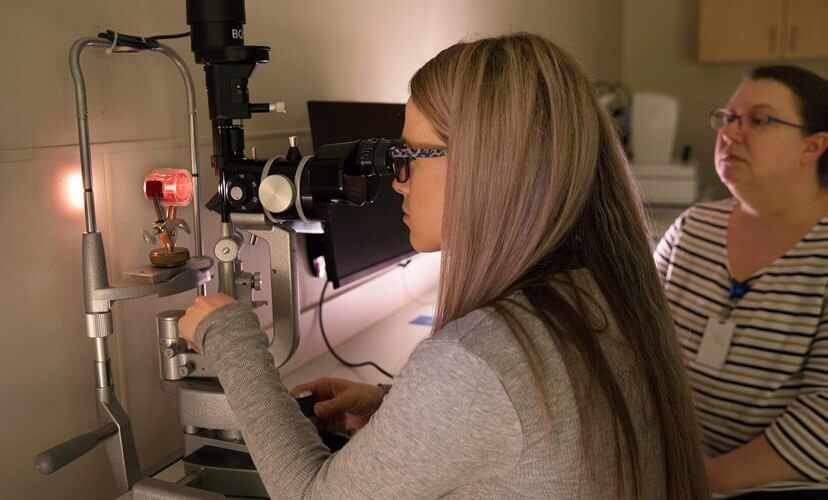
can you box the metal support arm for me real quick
[35,37,210,495]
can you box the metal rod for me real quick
[93,337,112,389]
[151,196,166,222]
[153,47,205,258]
[69,38,111,234]
[218,222,238,297]
[153,44,207,297]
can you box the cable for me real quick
[398,260,433,305]
[148,32,191,41]
[318,281,394,379]
[98,30,191,52]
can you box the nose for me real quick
[719,118,742,145]
[392,177,409,196]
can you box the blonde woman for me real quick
[179,33,708,498]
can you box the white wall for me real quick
[3,0,623,151]
[1,1,625,498]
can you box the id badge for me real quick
[695,317,736,369]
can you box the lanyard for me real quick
[724,281,750,320]
[699,281,749,369]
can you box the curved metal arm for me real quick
[68,38,205,271]
[68,38,108,234]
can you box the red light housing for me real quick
[143,168,193,207]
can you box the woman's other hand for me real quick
[290,378,385,433]
[178,293,237,352]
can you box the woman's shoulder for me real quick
[407,308,509,371]
[432,298,540,349]
[688,197,737,218]
[431,287,600,375]
[663,198,736,239]
[432,308,502,342]
[673,197,734,223]
[692,197,736,210]
[400,312,524,422]
[431,272,608,350]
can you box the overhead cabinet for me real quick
[699,0,828,62]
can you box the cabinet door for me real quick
[785,0,828,60]
[699,0,785,62]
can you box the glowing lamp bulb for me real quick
[143,168,193,207]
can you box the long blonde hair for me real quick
[411,33,708,499]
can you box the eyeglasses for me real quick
[710,108,808,133]
[388,146,447,183]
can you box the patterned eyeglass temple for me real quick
[389,147,447,159]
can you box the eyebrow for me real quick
[727,103,778,113]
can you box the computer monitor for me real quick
[306,101,416,289]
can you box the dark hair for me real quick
[748,65,828,185]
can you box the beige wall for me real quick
[3,0,622,152]
[621,0,828,198]
[1,1,624,498]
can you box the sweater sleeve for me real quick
[194,301,523,499]
[764,309,828,481]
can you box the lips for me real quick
[719,153,745,163]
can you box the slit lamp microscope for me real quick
[33,0,403,497]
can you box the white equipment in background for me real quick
[628,91,697,206]
[628,91,697,236]
[631,161,698,206]
[630,91,680,163]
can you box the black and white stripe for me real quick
[655,198,828,492]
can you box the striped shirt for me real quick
[654,198,828,494]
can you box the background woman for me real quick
[656,65,828,497]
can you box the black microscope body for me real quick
[186,0,398,224]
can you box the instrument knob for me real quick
[259,174,295,214]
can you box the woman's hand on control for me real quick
[178,293,237,352]
[290,377,385,433]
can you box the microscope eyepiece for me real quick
[305,138,401,210]
[351,138,404,178]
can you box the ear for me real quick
[802,131,828,166]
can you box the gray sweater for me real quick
[195,270,667,498]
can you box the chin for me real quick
[409,233,440,253]
[717,164,749,187]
